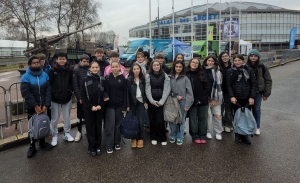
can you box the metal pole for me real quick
[206,0,209,57]
[172,0,175,60]
[229,0,232,57]
[149,0,153,58]
[238,0,241,54]
[191,0,193,58]
[158,0,160,39]
[219,0,221,54]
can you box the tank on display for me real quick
[192,40,219,58]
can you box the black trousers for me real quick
[148,103,166,142]
[77,101,85,132]
[27,108,46,147]
[84,108,103,152]
[130,101,145,140]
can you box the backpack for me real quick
[28,113,51,139]
[121,112,140,139]
[163,96,182,124]
[233,103,257,136]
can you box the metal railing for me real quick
[281,50,300,61]
[260,53,275,65]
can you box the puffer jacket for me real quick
[220,62,232,94]
[48,62,73,104]
[186,70,209,106]
[247,61,272,97]
[94,57,109,76]
[73,64,89,100]
[226,64,257,99]
[20,67,51,109]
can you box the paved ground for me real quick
[0,61,300,182]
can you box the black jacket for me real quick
[226,65,257,99]
[162,64,171,74]
[127,76,147,106]
[73,64,89,100]
[48,63,73,104]
[94,57,109,76]
[220,62,232,94]
[80,71,107,110]
[186,70,209,105]
[105,73,128,110]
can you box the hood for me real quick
[87,70,101,78]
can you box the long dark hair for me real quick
[186,58,206,82]
[128,63,145,83]
[170,60,185,76]
[174,53,185,62]
[202,55,219,71]
[218,51,231,70]
[147,60,164,74]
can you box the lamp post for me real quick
[158,0,160,39]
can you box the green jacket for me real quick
[252,63,272,97]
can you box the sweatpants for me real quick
[27,108,47,147]
[104,107,123,149]
[130,101,146,140]
[207,104,223,135]
[76,101,85,133]
[84,108,103,152]
[51,100,72,136]
[148,103,166,142]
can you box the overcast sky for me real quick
[99,0,300,45]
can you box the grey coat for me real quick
[169,74,194,109]
[146,73,170,106]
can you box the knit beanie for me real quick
[80,54,90,61]
[248,49,260,58]
[27,56,39,65]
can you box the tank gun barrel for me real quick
[65,22,102,36]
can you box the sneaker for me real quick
[206,132,212,139]
[255,128,261,135]
[96,149,102,156]
[51,136,58,146]
[63,133,74,142]
[107,148,113,154]
[169,137,175,143]
[39,142,52,150]
[176,139,183,145]
[151,140,157,145]
[200,140,206,144]
[216,134,222,140]
[27,146,37,158]
[89,151,96,156]
[161,141,167,146]
[194,139,201,144]
[224,126,231,133]
[115,144,121,150]
[242,135,251,145]
[74,131,82,142]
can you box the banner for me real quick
[289,27,297,49]
[208,26,214,40]
[223,18,239,38]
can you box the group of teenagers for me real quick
[20,47,272,158]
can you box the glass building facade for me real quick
[129,2,300,51]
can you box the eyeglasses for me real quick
[31,62,40,65]
[250,55,258,57]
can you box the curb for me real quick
[1,57,300,152]
[0,119,78,152]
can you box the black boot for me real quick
[39,138,53,150]
[27,145,37,158]
[235,133,242,143]
[242,135,251,145]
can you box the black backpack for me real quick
[121,112,140,139]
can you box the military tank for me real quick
[19,22,103,75]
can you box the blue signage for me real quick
[289,27,297,49]
[159,14,219,25]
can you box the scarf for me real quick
[136,61,147,76]
[206,66,223,104]
[29,67,43,76]
[231,64,249,82]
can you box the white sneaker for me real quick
[256,129,261,135]
[51,136,58,146]
[224,127,231,133]
[216,134,222,140]
[161,142,167,146]
[206,132,212,139]
[151,140,157,145]
[74,131,82,142]
[63,133,74,142]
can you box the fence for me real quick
[0,82,79,139]
[260,53,275,65]
[281,50,300,61]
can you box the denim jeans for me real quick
[169,101,187,141]
[189,104,209,140]
[253,93,262,128]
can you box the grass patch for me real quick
[0,64,21,73]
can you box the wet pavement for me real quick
[1,61,300,182]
